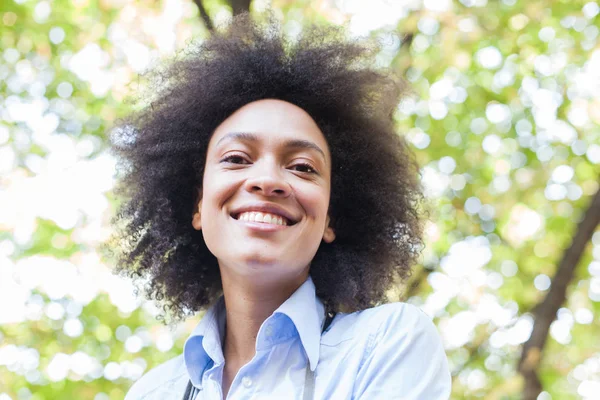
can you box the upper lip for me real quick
[230,203,299,225]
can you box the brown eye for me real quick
[221,155,249,164]
[291,163,317,174]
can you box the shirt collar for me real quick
[183,275,325,386]
[275,275,325,371]
[183,296,226,387]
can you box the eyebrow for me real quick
[215,132,327,161]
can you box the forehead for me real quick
[209,99,329,157]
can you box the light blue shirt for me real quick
[125,276,451,399]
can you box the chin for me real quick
[244,256,283,269]
[235,255,300,274]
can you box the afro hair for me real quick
[106,13,426,322]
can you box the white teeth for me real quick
[237,211,288,225]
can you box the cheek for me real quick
[202,170,238,207]
[296,183,330,218]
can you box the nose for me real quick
[243,160,291,198]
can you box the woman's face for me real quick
[193,99,335,285]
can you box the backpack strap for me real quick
[303,311,336,400]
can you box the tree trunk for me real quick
[518,183,600,399]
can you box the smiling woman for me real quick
[196,100,335,288]
[107,12,451,400]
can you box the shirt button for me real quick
[242,376,253,388]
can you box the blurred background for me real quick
[1,0,599,399]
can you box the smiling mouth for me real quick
[231,211,298,226]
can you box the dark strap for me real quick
[303,311,335,400]
[322,311,335,332]
[182,380,193,400]
[182,311,336,400]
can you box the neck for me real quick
[219,269,309,365]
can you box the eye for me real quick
[290,163,317,174]
[221,154,250,164]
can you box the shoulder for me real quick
[325,301,444,356]
[356,301,433,327]
[365,302,440,338]
[331,302,439,341]
[124,354,187,400]
[349,303,451,398]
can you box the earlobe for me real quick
[192,212,202,230]
[192,199,202,230]
[323,215,335,243]
[323,227,335,243]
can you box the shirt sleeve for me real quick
[352,303,452,400]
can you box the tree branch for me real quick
[192,0,214,32]
[229,0,251,15]
[192,0,251,31]
[518,183,600,400]
[400,32,414,49]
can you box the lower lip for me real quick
[232,217,291,232]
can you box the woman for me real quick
[110,13,451,400]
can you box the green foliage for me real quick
[1,0,599,399]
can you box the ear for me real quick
[192,198,202,231]
[322,215,335,243]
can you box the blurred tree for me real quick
[1,1,599,400]
[391,1,600,399]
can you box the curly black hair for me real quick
[106,13,426,322]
